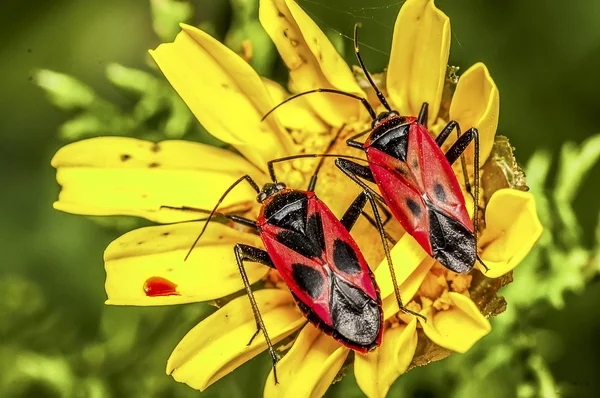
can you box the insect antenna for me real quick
[307,124,346,191]
[268,153,376,185]
[261,88,376,121]
[353,23,392,112]
[184,175,260,261]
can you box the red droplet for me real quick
[143,276,181,297]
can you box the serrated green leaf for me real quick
[555,135,600,204]
[545,247,588,308]
[554,134,600,245]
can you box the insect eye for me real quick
[257,192,267,203]
[276,182,286,190]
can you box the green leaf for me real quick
[59,113,106,140]
[105,63,158,94]
[34,69,96,110]
[164,93,193,138]
[225,0,277,76]
[150,0,193,42]
[554,134,600,245]
[524,150,553,231]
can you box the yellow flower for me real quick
[51,0,543,397]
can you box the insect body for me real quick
[341,111,478,273]
[262,24,485,274]
[257,187,382,352]
[178,139,393,382]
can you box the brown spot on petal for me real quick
[148,162,160,168]
[120,154,131,162]
[151,143,160,152]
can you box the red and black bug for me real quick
[263,24,487,274]
[173,132,411,382]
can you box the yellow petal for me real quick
[375,234,429,303]
[104,222,268,306]
[382,257,435,320]
[419,292,491,353]
[52,137,263,223]
[354,319,418,398]
[150,24,295,168]
[449,62,500,168]
[387,0,450,121]
[478,189,543,278]
[259,0,364,125]
[264,324,349,398]
[168,289,305,391]
[262,78,328,133]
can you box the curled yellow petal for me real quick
[382,257,435,320]
[387,0,450,121]
[264,323,349,398]
[259,0,364,125]
[51,137,263,223]
[354,319,418,398]
[375,234,429,304]
[167,289,305,391]
[478,189,543,278]
[449,62,500,168]
[419,292,491,353]
[150,24,295,168]
[104,222,268,306]
[263,78,328,133]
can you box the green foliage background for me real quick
[1,0,600,397]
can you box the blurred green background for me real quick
[1,0,599,397]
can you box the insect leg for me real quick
[185,175,261,261]
[436,120,472,196]
[445,128,488,272]
[233,244,280,384]
[335,158,376,184]
[435,120,457,147]
[335,158,389,207]
[339,190,368,231]
[336,160,427,321]
[417,102,429,127]
[339,192,396,243]
[307,124,345,192]
[160,205,258,229]
[346,127,373,149]
[361,211,397,245]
